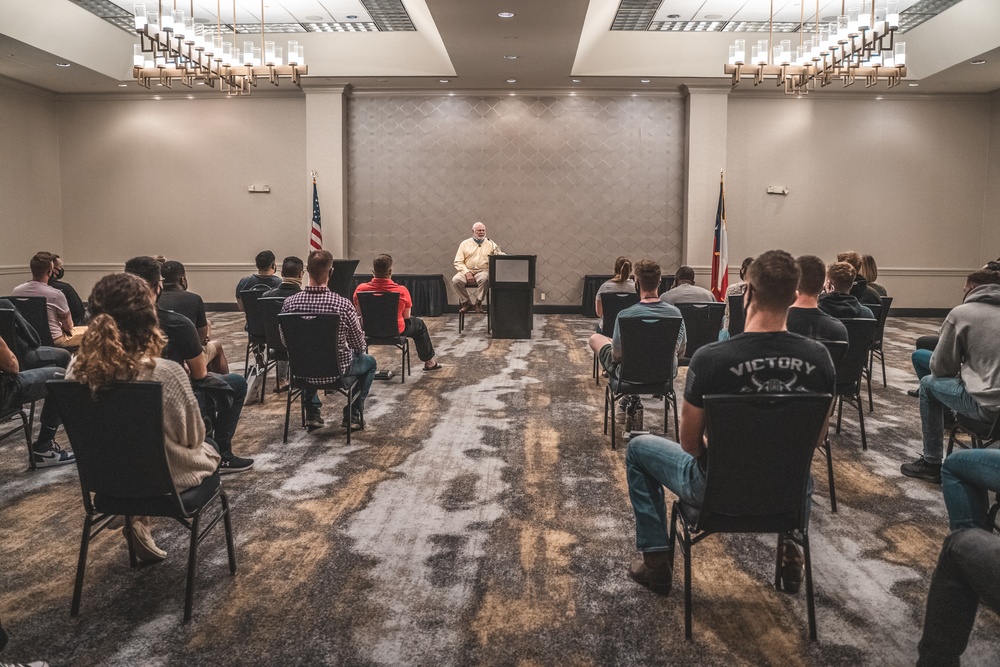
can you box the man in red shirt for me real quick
[354,254,442,371]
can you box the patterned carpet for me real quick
[1,313,998,666]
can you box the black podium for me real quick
[489,255,536,339]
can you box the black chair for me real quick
[257,297,288,393]
[278,313,357,445]
[240,289,275,402]
[834,319,878,451]
[46,381,236,623]
[593,292,641,383]
[670,392,834,641]
[458,278,490,334]
[0,309,37,470]
[867,296,894,392]
[946,411,1000,457]
[819,340,849,512]
[603,316,683,449]
[676,302,726,366]
[727,293,745,337]
[1,296,53,347]
[356,292,410,384]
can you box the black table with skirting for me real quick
[351,274,448,317]
[581,275,675,318]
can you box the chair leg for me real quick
[803,533,817,641]
[243,341,251,379]
[683,524,693,640]
[836,396,843,434]
[857,395,867,451]
[609,391,618,451]
[774,533,784,590]
[71,516,94,617]
[345,385,354,446]
[220,490,237,575]
[867,367,874,413]
[184,512,202,623]
[283,387,295,443]
[458,311,464,334]
[400,342,407,384]
[124,516,138,568]
[880,350,887,388]
[603,386,609,435]
[825,437,837,513]
[18,410,34,472]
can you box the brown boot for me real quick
[458,302,472,314]
[628,550,673,595]
[474,303,485,314]
[780,539,804,594]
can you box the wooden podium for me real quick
[489,255,536,339]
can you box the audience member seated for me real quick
[66,273,222,562]
[900,268,1000,483]
[787,255,849,343]
[158,260,229,374]
[588,258,686,434]
[837,251,882,306]
[622,250,835,595]
[860,254,888,298]
[818,262,875,320]
[0,335,74,468]
[262,256,305,392]
[659,266,715,305]
[48,254,86,326]
[11,252,86,348]
[720,256,754,337]
[235,250,282,311]
[355,254,442,371]
[0,298,71,371]
[452,221,504,314]
[125,256,253,474]
[595,257,636,327]
[281,250,377,431]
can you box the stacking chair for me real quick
[0,309,37,469]
[603,316,683,449]
[46,381,237,623]
[278,313,357,445]
[946,412,1000,457]
[726,294,745,337]
[676,302,726,366]
[834,319,878,451]
[867,296,894,393]
[593,292,640,383]
[257,297,288,394]
[458,277,490,334]
[1,296,53,347]
[670,393,834,641]
[818,340,849,512]
[240,289,275,402]
[356,292,410,384]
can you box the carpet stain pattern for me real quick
[1,314,999,666]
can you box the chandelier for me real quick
[131,1,308,95]
[724,1,906,94]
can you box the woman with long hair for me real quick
[595,256,636,324]
[860,254,888,297]
[67,272,220,562]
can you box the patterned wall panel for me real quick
[346,95,685,306]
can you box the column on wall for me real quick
[681,84,729,279]
[304,84,349,258]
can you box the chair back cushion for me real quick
[46,381,175,499]
[819,340,849,372]
[2,296,53,347]
[677,302,726,363]
[836,319,878,395]
[240,289,267,338]
[699,393,833,532]
[258,297,288,354]
[617,316,683,386]
[871,296,893,348]
[600,292,641,335]
[727,294,746,336]
[357,292,402,338]
[278,313,343,381]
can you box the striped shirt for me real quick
[280,285,366,379]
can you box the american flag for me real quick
[310,179,323,250]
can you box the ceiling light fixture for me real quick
[640,79,650,83]
[118,83,128,87]
[131,0,308,96]
[502,54,518,60]
[725,0,906,94]
[971,59,987,65]
[908,82,919,86]
[56,62,71,67]
[571,78,581,83]
[506,78,516,83]
[439,79,450,83]
[498,12,515,19]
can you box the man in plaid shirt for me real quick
[281,250,377,430]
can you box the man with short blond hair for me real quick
[837,251,881,306]
[818,261,874,320]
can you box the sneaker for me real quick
[341,410,365,431]
[32,441,76,468]
[633,402,644,432]
[305,410,324,430]
[906,388,920,398]
[627,550,673,595]
[780,539,804,594]
[900,456,942,483]
[0,661,50,667]
[615,398,627,427]
[218,455,254,474]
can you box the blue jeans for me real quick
[918,528,1000,666]
[213,373,247,457]
[919,375,997,464]
[15,366,62,437]
[912,349,932,380]
[625,434,813,552]
[303,352,377,413]
[942,449,1000,531]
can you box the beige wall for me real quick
[0,81,63,294]
[983,94,1000,266]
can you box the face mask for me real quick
[52,268,64,281]
[473,237,485,245]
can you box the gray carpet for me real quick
[1,313,998,666]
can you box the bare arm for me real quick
[595,294,603,319]
[0,337,19,374]
[197,325,210,345]
[186,353,208,381]
[402,306,412,319]
[679,400,706,458]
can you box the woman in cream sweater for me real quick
[67,272,220,562]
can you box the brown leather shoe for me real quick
[627,551,673,595]
[458,302,472,314]
[474,303,485,314]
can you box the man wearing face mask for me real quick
[158,260,230,375]
[452,222,504,314]
[48,254,86,326]
[11,252,87,348]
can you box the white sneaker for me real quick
[32,441,75,468]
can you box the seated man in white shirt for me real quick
[452,222,503,314]
[11,252,86,348]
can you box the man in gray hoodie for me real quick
[901,269,1000,483]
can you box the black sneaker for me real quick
[906,388,920,398]
[900,456,942,483]
[780,539,804,594]
[218,455,254,474]
[627,551,673,595]
[341,410,364,431]
[305,410,324,430]
[32,441,76,468]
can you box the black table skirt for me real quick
[352,274,448,317]
[581,275,675,318]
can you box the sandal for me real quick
[422,363,443,371]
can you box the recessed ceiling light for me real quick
[971,59,987,65]
[156,83,164,86]
[305,15,324,21]
[196,81,206,85]
[117,83,128,87]
[498,12,515,18]
[153,96,161,100]
[875,96,883,100]
[55,62,71,67]
[571,78,581,83]
[509,93,515,96]
[704,14,722,19]
[346,15,358,19]
[439,79,450,83]
[377,78,388,83]
[640,79,650,83]
[667,14,680,19]
[503,54,518,60]
[506,78,516,83]
[909,82,919,87]
[187,95,195,99]
[569,92,576,96]
[448,92,455,96]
